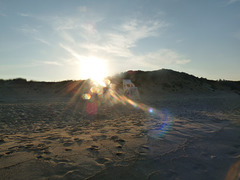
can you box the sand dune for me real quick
[0,70,240,179]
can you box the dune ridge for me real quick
[1,69,240,102]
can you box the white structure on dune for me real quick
[123,79,140,99]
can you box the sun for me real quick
[80,57,107,86]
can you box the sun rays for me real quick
[60,44,172,137]
[80,56,107,86]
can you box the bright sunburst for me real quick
[80,57,107,86]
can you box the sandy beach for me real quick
[0,88,239,180]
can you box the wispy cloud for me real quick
[58,16,190,71]
[78,6,87,13]
[133,49,191,69]
[29,59,65,67]
[53,17,78,31]
[16,9,190,73]
[0,63,39,70]
[74,18,169,58]
[34,37,51,45]
[18,13,30,17]
[100,19,165,56]
[19,25,38,34]
[42,61,63,66]
[18,25,51,46]
[60,31,75,43]
[59,44,84,62]
[227,0,240,4]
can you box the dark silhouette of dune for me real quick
[0,78,88,102]
[110,69,240,94]
[0,69,239,102]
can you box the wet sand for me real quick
[0,92,240,180]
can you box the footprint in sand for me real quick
[42,140,52,144]
[53,158,72,163]
[92,135,107,141]
[116,139,125,145]
[43,157,52,161]
[63,170,84,179]
[110,135,119,141]
[116,145,123,149]
[74,138,83,146]
[25,144,34,149]
[96,157,112,165]
[5,150,14,155]
[54,162,76,175]
[17,145,25,149]
[37,143,46,148]
[141,145,150,150]
[88,145,99,151]
[115,152,125,157]
[63,141,74,147]
[87,145,99,155]
[35,144,49,153]
[65,148,72,151]
[18,138,33,143]
[6,146,24,154]
[43,150,51,155]
[0,139,5,145]
[110,136,126,145]
[138,145,150,155]
[8,146,18,150]
[32,143,50,156]
[45,135,59,141]
[37,155,43,159]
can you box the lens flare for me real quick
[79,79,173,138]
[102,87,173,138]
[82,93,91,100]
[90,86,101,94]
[148,110,173,138]
[148,108,153,113]
[86,102,98,115]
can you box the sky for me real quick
[0,0,240,81]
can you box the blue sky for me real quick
[0,0,240,81]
